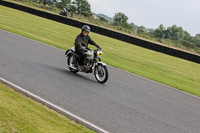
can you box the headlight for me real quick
[97,51,103,57]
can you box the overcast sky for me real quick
[87,0,200,36]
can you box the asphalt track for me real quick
[1,29,200,133]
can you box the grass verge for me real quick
[0,82,95,133]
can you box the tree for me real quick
[99,17,108,22]
[137,26,148,35]
[72,0,92,16]
[164,25,195,47]
[56,0,71,9]
[130,23,137,33]
[166,25,185,41]
[193,34,200,47]
[154,24,166,38]
[113,12,128,27]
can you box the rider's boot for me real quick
[78,65,82,71]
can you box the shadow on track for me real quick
[40,63,100,84]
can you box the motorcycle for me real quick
[65,47,109,83]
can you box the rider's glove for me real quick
[97,45,102,50]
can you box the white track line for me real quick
[0,77,109,133]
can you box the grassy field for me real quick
[0,83,95,133]
[0,5,200,97]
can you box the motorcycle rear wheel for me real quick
[94,64,108,83]
[67,54,79,73]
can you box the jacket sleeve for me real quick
[88,35,98,47]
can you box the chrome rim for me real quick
[69,55,74,67]
[95,65,106,82]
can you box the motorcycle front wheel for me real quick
[94,64,108,83]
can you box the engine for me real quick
[85,50,94,60]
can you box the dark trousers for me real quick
[76,50,85,65]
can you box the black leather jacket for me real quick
[74,33,99,53]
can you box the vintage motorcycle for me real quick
[65,47,109,83]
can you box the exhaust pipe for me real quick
[66,65,78,70]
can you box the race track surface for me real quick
[1,30,200,133]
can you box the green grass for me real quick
[0,83,95,133]
[0,4,200,99]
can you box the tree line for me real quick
[25,0,200,53]
[110,12,200,53]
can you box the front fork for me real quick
[94,60,107,73]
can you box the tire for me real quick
[67,54,79,73]
[94,64,108,83]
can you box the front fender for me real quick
[97,62,107,66]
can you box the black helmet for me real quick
[82,25,90,33]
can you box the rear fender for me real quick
[65,49,77,57]
[65,47,76,56]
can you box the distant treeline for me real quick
[15,0,200,54]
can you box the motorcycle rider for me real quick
[75,25,101,71]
